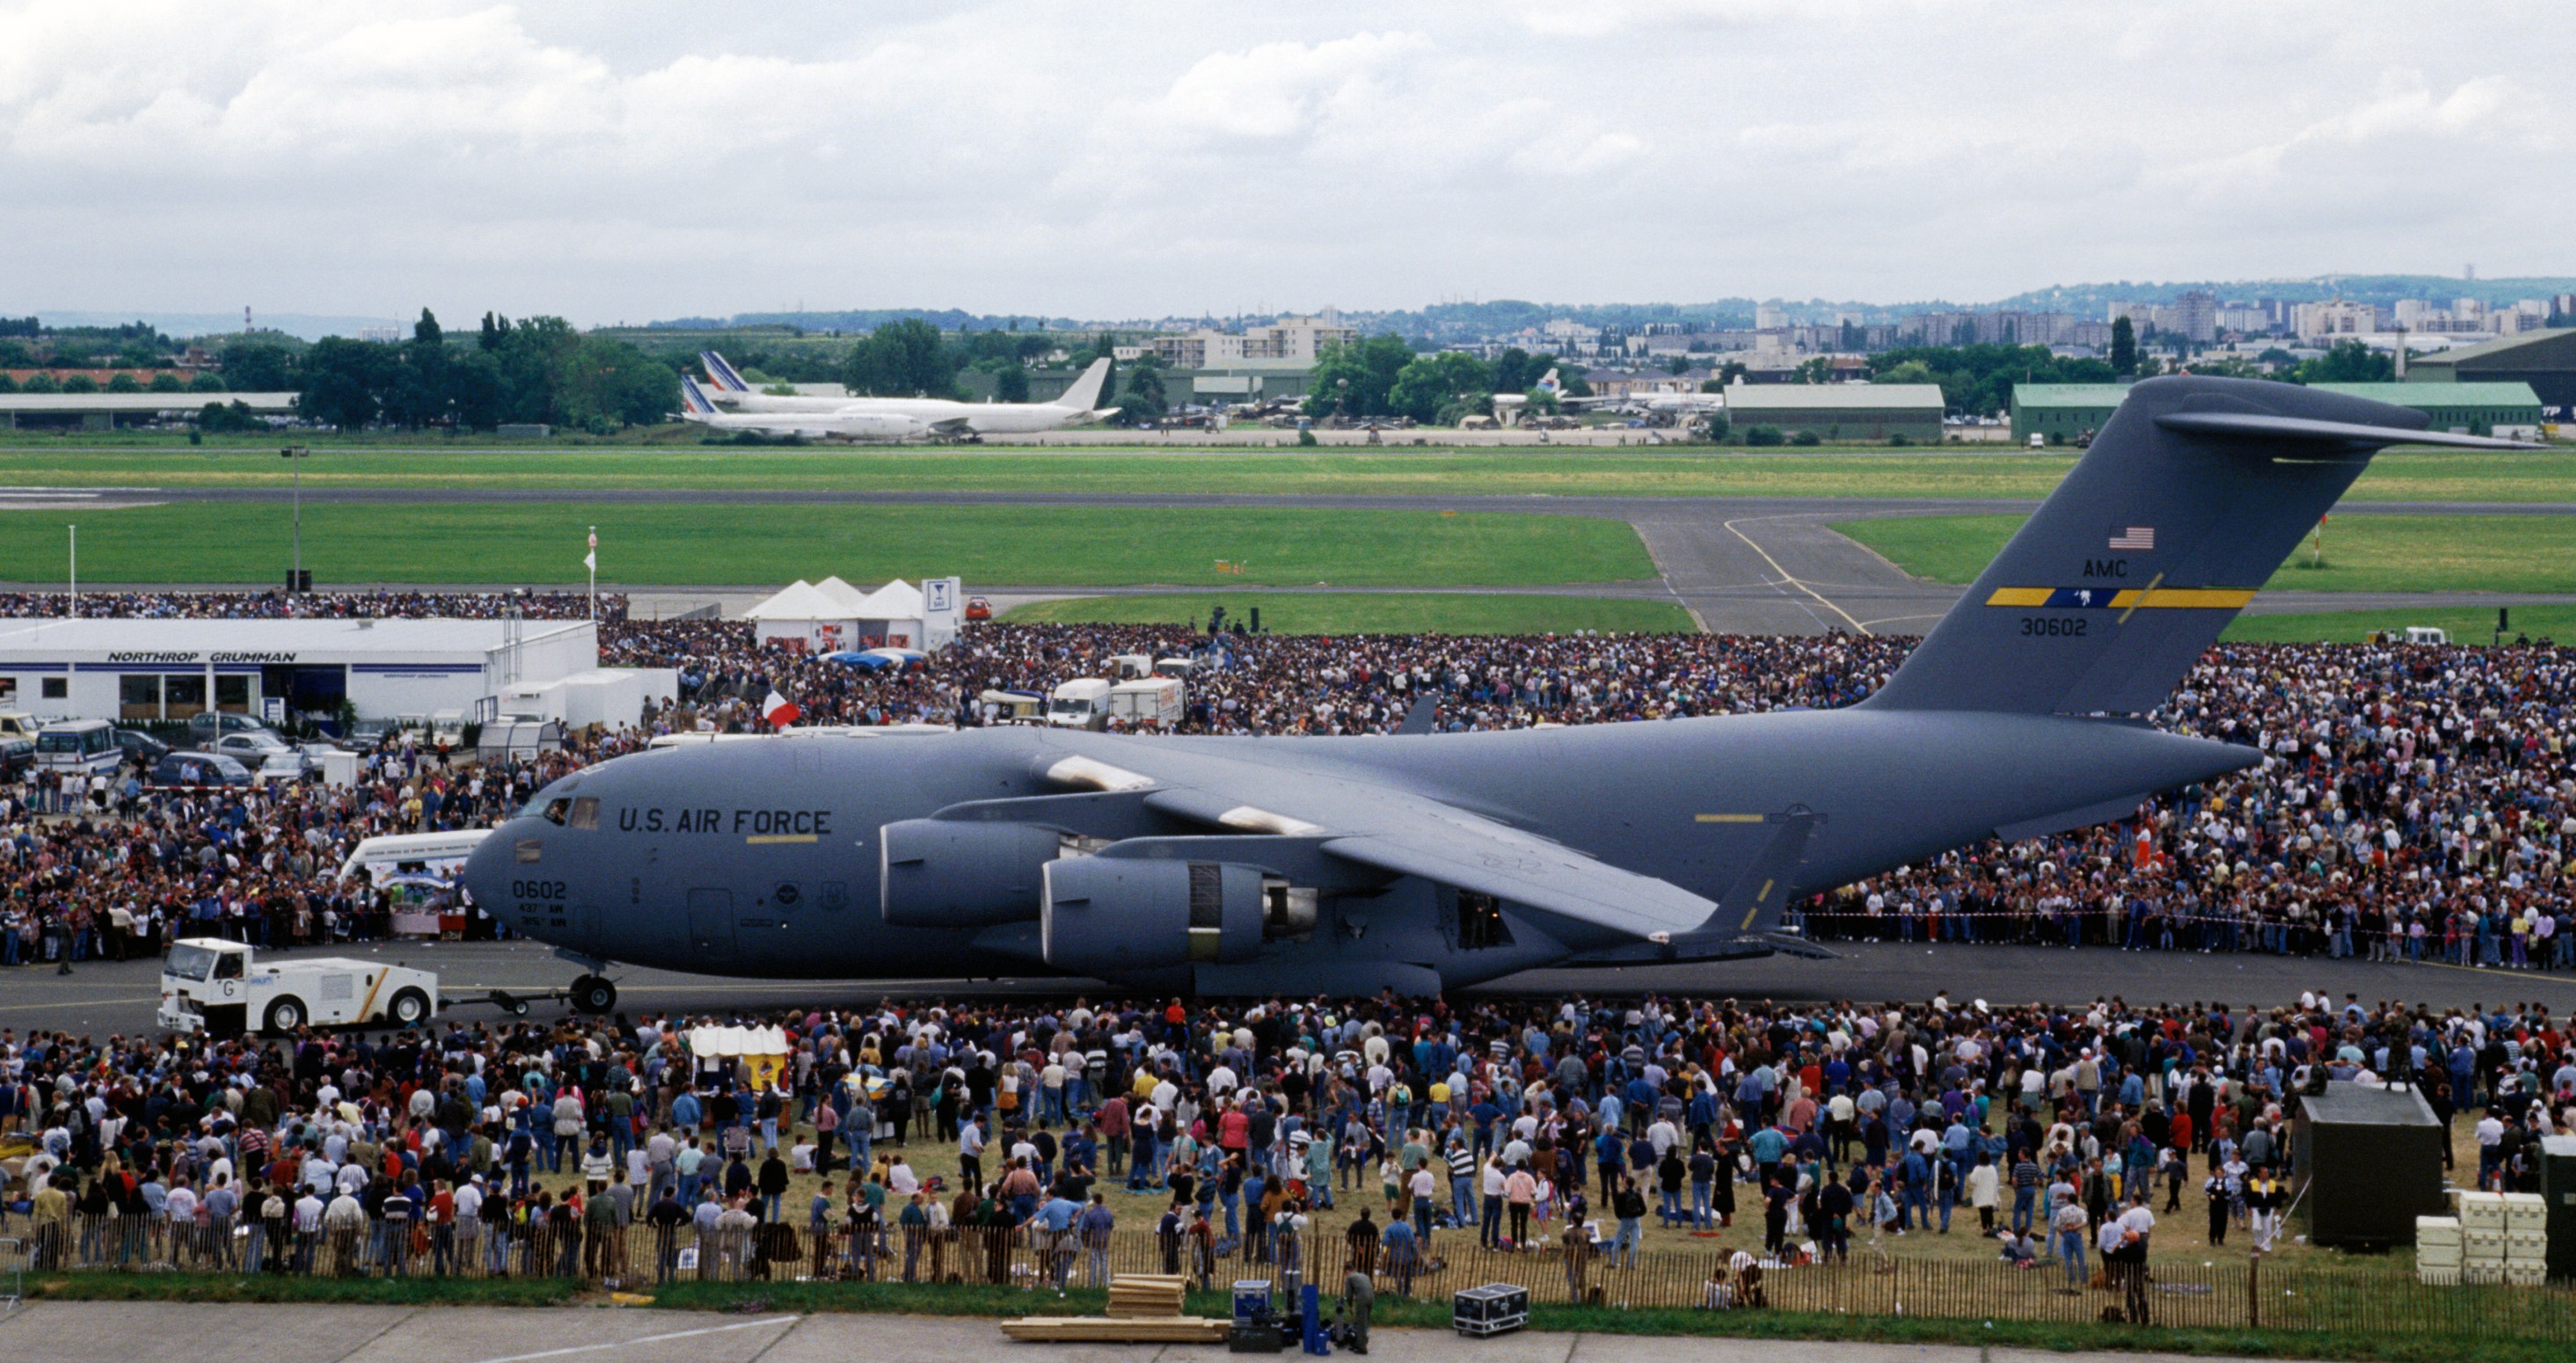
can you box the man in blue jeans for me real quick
[2010,1154,2041,1235]
[2052,1197,2090,1288]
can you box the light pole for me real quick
[66,524,75,618]
[281,446,309,591]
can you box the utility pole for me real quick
[66,524,75,617]
[281,446,310,591]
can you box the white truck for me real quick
[158,937,441,1037]
[1108,676,1185,728]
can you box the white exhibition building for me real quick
[0,616,670,729]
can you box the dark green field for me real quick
[1836,513,2576,594]
[2222,604,2576,644]
[0,442,2566,501]
[0,502,1653,587]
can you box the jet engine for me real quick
[879,819,1062,927]
[1041,857,1305,975]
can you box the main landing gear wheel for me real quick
[570,974,617,1015]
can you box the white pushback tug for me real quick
[159,937,441,1037]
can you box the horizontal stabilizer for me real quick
[2154,412,2538,449]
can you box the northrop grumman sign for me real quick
[104,651,300,664]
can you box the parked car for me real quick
[185,711,273,743]
[150,752,255,788]
[0,738,33,780]
[113,728,171,765]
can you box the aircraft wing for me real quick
[1047,746,1718,943]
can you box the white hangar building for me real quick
[0,617,602,726]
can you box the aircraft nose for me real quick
[462,820,535,921]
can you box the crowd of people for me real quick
[0,590,620,622]
[0,593,2572,1301]
[0,986,2565,1294]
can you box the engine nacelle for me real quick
[879,819,1062,927]
[1041,857,1270,975]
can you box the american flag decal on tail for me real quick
[2108,526,2154,550]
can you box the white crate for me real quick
[2418,1243,2463,1268]
[2504,1265,2547,1287]
[2419,1265,2461,1286]
[2461,1263,2505,1285]
[2417,1215,2463,1245]
[2457,1192,2507,1229]
[2505,1230,2548,1264]
[2500,1192,2546,1230]
[2463,1228,2507,1261]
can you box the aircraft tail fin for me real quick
[1054,358,1113,411]
[701,351,752,393]
[676,374,718,419]
[1864,375,2530,717]
[1536,367,1559,393]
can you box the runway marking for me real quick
[0,994,157,1014]
[459,1315,799,1363]
[1722,515,1872,635]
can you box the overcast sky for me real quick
[3,1,2566,325]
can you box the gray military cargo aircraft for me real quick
[464,377,2526,1012]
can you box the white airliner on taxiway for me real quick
[694,351,1117,438]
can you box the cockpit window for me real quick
[543,798,571,826]
[569,797,599,830]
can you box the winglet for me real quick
[1395,696,1438,736]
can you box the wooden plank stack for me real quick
[1106,1273,1189,1318]
[1001,1273,1230,1344]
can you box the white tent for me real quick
[742,580,860,652]
[743,576,954,651]
[813,576,874,613]
[853,579,924,619]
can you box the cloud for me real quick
[0,0,2565,321]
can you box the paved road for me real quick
[0,1301,2320,1363]
[7,486,2570,636]
[19,937,2572,1038]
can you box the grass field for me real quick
[1835,514,2576,594]
[0,444,2567,501]
[2222,604,2576,644]
[0,503,1654,587]
[1002,592,1694,635]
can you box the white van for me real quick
[35,719,123,776]
[2403,626,2448,645]
[1047,678,1113,730]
